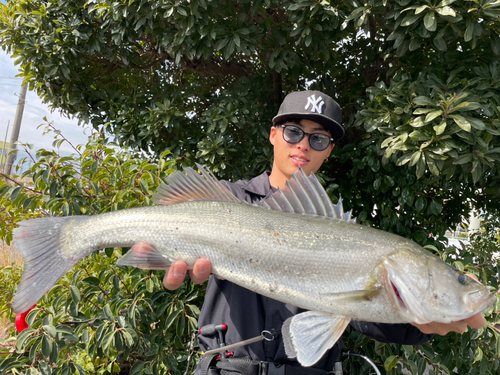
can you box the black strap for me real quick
[281,365,330,375]
[216,358,262,375]
[199,354,220,375]
[201,357,330,375]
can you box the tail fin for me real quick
[13,216,89,314]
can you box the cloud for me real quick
[0,50,90,160]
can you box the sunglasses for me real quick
[280,125,334,151]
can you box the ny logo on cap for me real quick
[304,94,324,114]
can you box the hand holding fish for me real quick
[164,258,212,289]
[411,312,485,335]
[131,242,211,290]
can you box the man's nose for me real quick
[295,135,310,150]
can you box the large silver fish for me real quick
[13,166,495,366]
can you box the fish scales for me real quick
[54,201,423,323]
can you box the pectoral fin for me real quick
[117,244,172,270]
[282,311,350,367]
[320,288,382,302]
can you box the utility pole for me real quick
[4,82,28,176]
[1,120,10,173]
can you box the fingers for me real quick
[131,242,212,290]
[131,242,152,254]
[163,257,212,290]
[163,261,188,290]
[443,321,468,335]
[412,313,487,335]
[412,321,465,335]
[465,313,486,330]
[190,257,212,284]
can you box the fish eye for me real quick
[456,272,468,285]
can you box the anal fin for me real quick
[117,244,172,270]
[283,311,350,367]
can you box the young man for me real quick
[150,90,485,372]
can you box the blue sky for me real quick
[0,49,90,159]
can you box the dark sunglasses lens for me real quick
[310,134,330,151]
[283,126,304,143]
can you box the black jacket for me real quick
[196,172,432,372]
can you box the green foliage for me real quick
[1,128,205,375]
[359,68,500,199]
[0,178,43,244]
[1,121,175,221]
[0,265,22,331]
[1,249,203,375]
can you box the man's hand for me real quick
[131,242,212,290]
[163,258,212,290]
[412,313,486,335]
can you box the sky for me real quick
[0,49,90,165]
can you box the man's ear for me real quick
[269,126,277,146]
[326,143,335,156]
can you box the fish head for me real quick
[380,246,496,324]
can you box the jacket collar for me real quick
[241,171,276,198]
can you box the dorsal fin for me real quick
[152,163,241,205]
[256,167,356,222]
[153,165,356,222]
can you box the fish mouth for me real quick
[464,289,496,314]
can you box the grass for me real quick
[0,242,23,340]
[0,241,23,268]
[0,318,12,340]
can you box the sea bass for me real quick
[13,166,495,366]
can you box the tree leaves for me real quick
[361,67,500,193]
[424,110,443,123]
[1,1,500,374]
[449,114,471,132]
[0,132,207,374]
[3,235,204,373]
[424,12,437,31]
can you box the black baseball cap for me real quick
[272,90,344,140]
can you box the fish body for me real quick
[13,166,496,366]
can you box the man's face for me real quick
[269,119,334,181]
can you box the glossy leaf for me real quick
[70,285,80,304]
[384,355,399,371]
[41,335,52,357]
[424,12,437,31]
